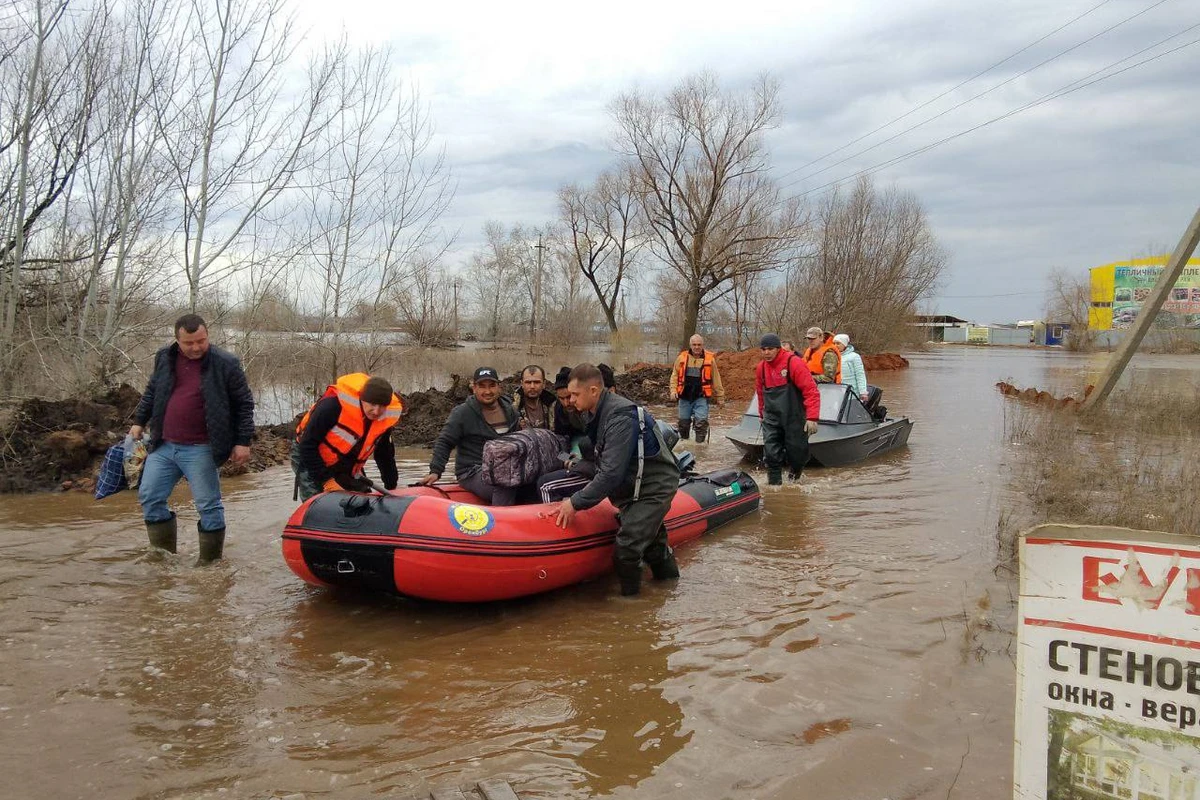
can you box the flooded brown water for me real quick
[2,348,1195,799]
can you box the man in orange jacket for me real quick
[669,334,725,442]
[292,374,403,501]
[802,326,842,384]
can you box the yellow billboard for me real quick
[1089,256,1200,330]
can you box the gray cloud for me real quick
[403,0,1199,322]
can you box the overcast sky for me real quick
[296,0,1198,322]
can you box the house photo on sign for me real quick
[1014,524,1200,800]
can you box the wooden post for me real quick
[1081,206,1200,411]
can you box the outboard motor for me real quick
[864,386,887,421]
[655,418,695,474]
[656,419,680,452]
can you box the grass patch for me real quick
[999,383,1200,548]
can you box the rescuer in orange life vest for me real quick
[668,334,725,443]
[802,326,842,384]
[291,374,404,501]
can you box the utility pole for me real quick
[530,234,546,353]
[452,278,460,343]
[1082,205,1200,411]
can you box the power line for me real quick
[938,290,1045,299]
[783,27,1200,203]
[775,0,1118,183]
[780,0,1174,193]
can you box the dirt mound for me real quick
[714,349,763,402]
[616,365,672,405]
[996,381,1094,411]
[862,353,909,371]
[0,383,294,493]
[713,349,911,402]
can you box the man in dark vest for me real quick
[554,363,680,596]
[128,314,255,562]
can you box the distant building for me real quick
[1089,255,1200,331]
[910,314,970,342]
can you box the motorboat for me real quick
[725,383,912,467]
[281,468,761,602]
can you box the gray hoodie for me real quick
[429,396,519,480]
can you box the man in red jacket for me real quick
[754,333,821,485]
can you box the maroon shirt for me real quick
[162,352,208,444]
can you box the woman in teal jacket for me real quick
[833,334,868,400]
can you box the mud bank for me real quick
[2,354,909,493]
[0,366,674,493]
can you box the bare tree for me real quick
[558,165,642,333]
[720,267,764,350]
[392,256,457,346]
[465,221,524,342]
[804,176,945,352]
[611,72,806,350]
[303,43,452,377]
[153,0,341,311]
[1045,266,1097,351]
[0,0,109,386]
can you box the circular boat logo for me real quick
[448,503,493,536]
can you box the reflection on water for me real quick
[1,348,1196,798]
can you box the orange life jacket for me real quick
[295,373,404,472]
[675,350,716,398]
[803,339,843,383]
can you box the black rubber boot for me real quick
[145,513,177,553]
[647,546,680,580]
[614,559,643,596]
[767,467,783,486]
[197,525,226,565]
[694,420,709,443]
[677,419,691,440]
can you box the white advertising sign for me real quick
[1015,524,1200,800]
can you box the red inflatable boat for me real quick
[281,468,761,602]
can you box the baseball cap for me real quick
[472,366,500,383]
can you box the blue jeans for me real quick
[677,397,709,423]
[138,443,225,530]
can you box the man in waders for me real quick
[669,334,725,442]
[292,374,403,501]
[754,333,820,485]
[554,363,680,596]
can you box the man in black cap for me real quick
[419,366,522,504]
[754,333,820,485]
[292,373,403,501]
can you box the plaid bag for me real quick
[482,428,566,488]
[94,443,128,500]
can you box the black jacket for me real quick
[570,391,674,510]
[429,396,520,480]
[133,343,255,466]
[296,396,398,489]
